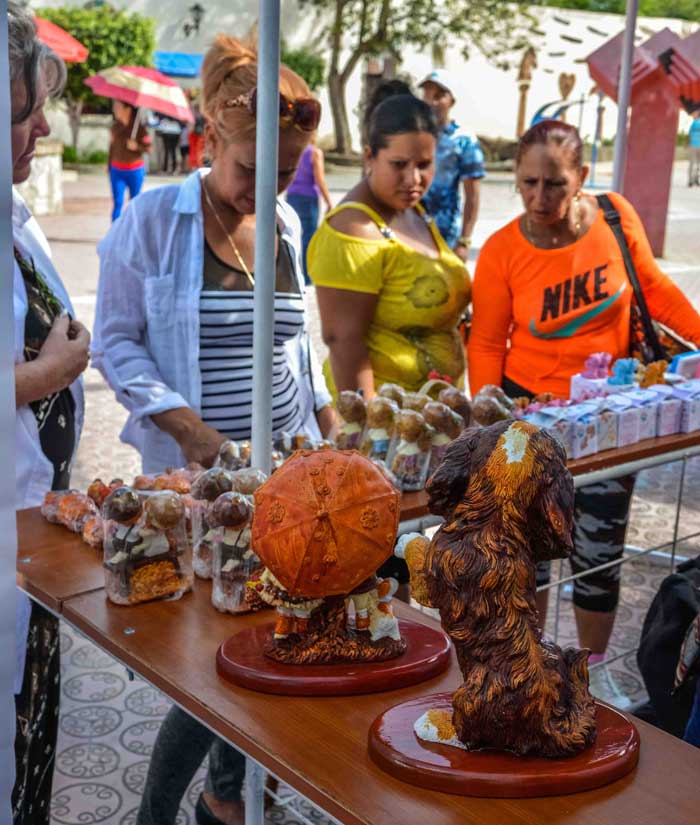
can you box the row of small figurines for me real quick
[41,466,270,613]
[333,383,472,491]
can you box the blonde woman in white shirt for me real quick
[9,5,90,823]
[95,36,333,825]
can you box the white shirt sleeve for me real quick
[92,206,190,424]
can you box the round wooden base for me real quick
[368,693,640,797]
[216,619,451,696]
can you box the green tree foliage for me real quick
[534,1,700,20]
[281,43,326,92]
[300,0,535,154]
[36,4,156,147]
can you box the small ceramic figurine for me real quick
[231,467,268,498]
[249,449,405,664]
[251,567,324,638]
[396,421,596,757]
[41,490,98,533]
[608,358,639,387]
[360,397,399,462]
[210,492,263,614]
[216,440,246,471]
[190,468,235,579]
[41,489,75,524]
[377,383,406,408]
[471,384,515,426]
[582,352,612,379]
[238,442,252,467]
[347,575,401,641]
[640,359,669,389]
[87,478,123,509]
[402,392,431,413]
[82,516,104,548]
[423,401,464,477]
[390,410,434,491]
[438,386,472,428]
[102,488,192,605]
[335,390,367,451]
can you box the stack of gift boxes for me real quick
[519,353,700,460]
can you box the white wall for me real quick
[32,1,699,150]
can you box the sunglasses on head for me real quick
[225,88,321,132]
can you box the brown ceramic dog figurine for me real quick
[397,420,597,757]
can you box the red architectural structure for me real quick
[588,29,700,256]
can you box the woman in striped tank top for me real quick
[95,37,334,824]
[95,36,334,477]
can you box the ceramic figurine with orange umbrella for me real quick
[216,449,451,695]
[368,422,640,797]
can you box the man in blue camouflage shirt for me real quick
[420,69,485,261]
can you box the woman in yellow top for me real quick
[309,93,470,398]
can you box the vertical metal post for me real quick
[590,92,604,187]
[670,457,687,570]
[250,0,281,475]
[612,0,640,194]
[244,757,266,825]
[0,2,19,815]
[577,93,585,133]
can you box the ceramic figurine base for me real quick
[368,693,640,798]
[216,619,451,696]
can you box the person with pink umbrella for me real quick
[108,100,152,220]
[85,65,193,220]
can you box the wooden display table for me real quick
[16,507,104,612]
[14,502,700,825]
[59,585,700,825]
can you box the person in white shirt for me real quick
[8,5,90,824]
[95,35,334,825]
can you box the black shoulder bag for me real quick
[597,193,695,364]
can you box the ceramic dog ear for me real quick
[528,456,575,563]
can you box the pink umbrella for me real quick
[35,17,88,63]
[85,65,193,123]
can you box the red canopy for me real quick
[35,17,88,64]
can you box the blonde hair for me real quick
[202,34,314,143]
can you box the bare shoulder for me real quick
[580,193,602,230]
[327,202,384,241]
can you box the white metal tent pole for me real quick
[612,0,640,193]
[250,0,281,475]
[0,1,19,817]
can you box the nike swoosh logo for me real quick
[529,282,627,339]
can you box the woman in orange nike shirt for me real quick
[469,120,700,707]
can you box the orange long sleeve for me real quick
[468,193,700,399]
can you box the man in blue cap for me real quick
[420,69,485,261]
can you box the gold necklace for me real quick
[526,194,583,248]
[202,178,255,287]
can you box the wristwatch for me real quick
[456,236,471,248]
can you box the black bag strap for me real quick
[596,193,666,361]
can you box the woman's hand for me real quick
[39,316,90,391]
[151,407,226,468]
[316,404,337,440]
[126,138,139,152]
[179,424,228,467]
[15,315,91,406]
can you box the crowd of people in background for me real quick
[8,0,700,823]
